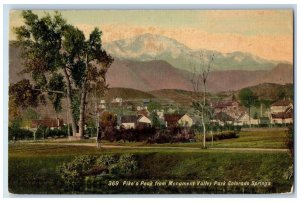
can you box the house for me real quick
[164,114,193,128]
[137,115,152,125]
[270,100,293,124]
[234,112,259,126]
[31,118,64,129]
[178,114,193,127]
[155,110,165,119]
[137,106,148,111]
[213,100,240,113]
[270,100,293,114]
[212,112,234,126]
[270,112,293,124]
[112,97,123,103]
[121,115,137,129]
[120,115,152,129]
[211,99,259,126]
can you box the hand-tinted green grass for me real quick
[8,142,293,194]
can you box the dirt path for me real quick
[34,142,288,152]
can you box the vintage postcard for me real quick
[8,9,294,194]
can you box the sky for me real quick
[9,10,293,62]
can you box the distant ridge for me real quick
[10,42,293,93]
[106,59,293,92]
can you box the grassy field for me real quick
[8,137,293,194]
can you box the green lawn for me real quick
[8,141,293,194]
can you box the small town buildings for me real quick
[269,100,293,124]
[155,110,165,119]
[211,99,260,126]
[270,100,293,114]
[31,118,64,129]
[234,112,259,126]
[212,112,234,126]
[270,112,293,124]
[137,106,148,111]
[164,114,193,128]
[213,100,240,113]
[112,97,123,103]
[178,114,194,127]
[120,115,152,129]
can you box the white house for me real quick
[270,100,293,124]
[164,114,193,128]
[155,110,165,119]
[234,113,259,126]
[138,115,152,125]
[112,97,123,103]
[178,114,193,127]
[270,100,293,114]
[120,115,152,129]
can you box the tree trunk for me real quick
[63,67,77,136]
[78,80,87,138]
[249,106,251,128]
[202,83,206,148]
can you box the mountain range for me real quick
[104,33,288,72]
[10,37,293,93]
[105,59,292,92]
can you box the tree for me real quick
[277,89,287,100]
[149,111,163,129]
[190,53,214,148]
[11,11,113,138]
[147,101,162,112]
[100,111,117,129]
[238,88,258,126]
[9,95,21,124]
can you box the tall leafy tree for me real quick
[11,10,113,138]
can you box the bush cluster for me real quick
[205,131,239,141]
[147,127,194,144]
[9,127,33,140]
[56,154,138,187]
[103,126,156,142]
[34,125,69,139]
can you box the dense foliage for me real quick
[56,154,138,188]
[11,10,113,137]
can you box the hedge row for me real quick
[205,131,239,141]
[9,127,33,140]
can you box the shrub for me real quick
[286,124,294,158]
[57,154,138,188]
[9,126,33,141]
[96,154,118,166]
[118,154,138,174]
[56,155,97,187]
[35,125,47,139]
[205,130,238,141]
